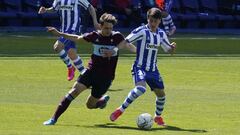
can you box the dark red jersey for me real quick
[83,31,125,80]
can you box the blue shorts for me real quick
[58,30,78,52]
[131,66,164,90]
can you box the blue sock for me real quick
[73,56,86,74]
[119,86,146,112]
[59,50,72,68]
[155,96,166,116]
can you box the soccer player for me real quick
[155,0,176,36]
[43,13,136,125]
[110,8,176,126]
[38,0,99,81]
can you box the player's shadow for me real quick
[66,87,124,92]
[108,88,124,92]
[86,123,207,133]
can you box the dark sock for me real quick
[52,94,74,121]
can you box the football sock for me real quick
[73,56,85,74]
[155,96,166,116]
[59,50,72,68]
[52,94,75,121]
[120,86,146,112]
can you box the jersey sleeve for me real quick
[126,27,144,43]
[52,0,60,11]
[115,32,125,45]
[160,31,173,52]
[83,32,97,42]
[78,0,91,10]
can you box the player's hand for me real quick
[46,27,61,36]
[38,6,46,14]
[102,49,115,58]
[170,42,176,55]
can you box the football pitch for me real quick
[0,57,240,135]
[0,34,240,135]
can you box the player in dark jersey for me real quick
[43,13,136,125]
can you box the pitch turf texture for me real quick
[0,33,240,135]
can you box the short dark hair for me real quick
[99,13,118,25]
[147,8,162,19]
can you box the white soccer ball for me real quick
[136,113,153,129]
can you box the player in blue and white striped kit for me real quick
[110,8,176,126]
[38,0,99,81]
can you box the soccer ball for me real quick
[136,113,153,129]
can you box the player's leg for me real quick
[43,81,87,125]
[153,88,166,126]
[110,67,147,121]
[67,48,86,75]
[147,71,166,126]
[86,78,112,109]
[55,38,76,81]
[53,40,72,69]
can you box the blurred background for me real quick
[0,0,239,56]
[0,0,240,33]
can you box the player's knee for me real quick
[53,44,64,53]
[86,103,95,109]
[136,86,146,94]
[154,89,165,97]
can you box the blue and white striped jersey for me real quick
[126,25,172,72]
[52,0,90,33]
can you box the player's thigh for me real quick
[146,71,165,92]
[132,66,147,87]
[77,70,92,88]
[68,81,87,98]
[53,40,64,53]
[91,78,112,99]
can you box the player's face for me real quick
[100,22,113,36]
[147,16,161,32]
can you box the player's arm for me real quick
[39,0,59,14]
[102,40,136,58]
[162,13,176,36]
[117,40,136,53]
[88,5,100,30]
[38,7,55,14]
[161,32,176,55]
[79,0,100,30]
[46,27,84,42]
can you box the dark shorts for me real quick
[77,70,112,98]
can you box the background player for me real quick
[38,0,99,81]
[43,13,136,125]
[156,0,176,36]
[110,8,176,126]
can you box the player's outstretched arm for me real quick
[38,7,54,14]
[118,40,136,53]
[46,27,83,42]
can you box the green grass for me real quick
[0,57,240,135]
